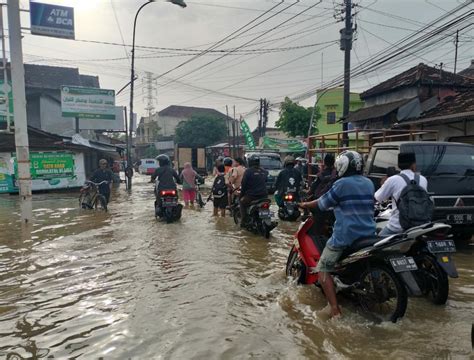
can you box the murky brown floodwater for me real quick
[0,174,472,359]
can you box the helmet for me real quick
[223,157,233,166]
[217,156,224,162]
[284,155,295,166]
[156,154,170,167]
[335,151,364,177]
[247,154,260,168]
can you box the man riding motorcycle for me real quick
[151,154,181,212]
[299,151,376,318]
[274,155,303,207]
[239,154,268,226]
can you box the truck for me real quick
[174,144,207,177]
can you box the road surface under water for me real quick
[0,175,472,359]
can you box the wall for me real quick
[40,96,76,136]
[416,119,474,143]
[364,87,419,107]
[316,88,364,135]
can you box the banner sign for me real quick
[61,86,116,120]
[14,152,75,180]
[262,136,306,153]
[0,155,14,193]
[30,2,75,40]
[0,80,13,130]
[240,120,256,150]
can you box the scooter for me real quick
[234,197,278,239]
[376,204,458,305]
[155,189,183,223]
[287,215,422,323]
[278,192,301,221]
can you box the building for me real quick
[458,59,474,80]
[316,87,364,135]
[345,63,474,142]
[136,105,238,144]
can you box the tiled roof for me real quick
[458,60,474,79]
[158,105,230,119]
[345,98,414,123]
[361,63,474,99]
[418,90,474,120]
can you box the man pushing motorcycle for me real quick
[298,151,376,318]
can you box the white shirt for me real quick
[375,169,428,232]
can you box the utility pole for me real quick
[454,29,459,75]
[258,98,263,140]
[262,99,269,138]
[0,5,10,132]
[341,0,354,145]
[7,0,32,223]
[226,105,231,156]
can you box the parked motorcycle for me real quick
[278,192,301,221]
[234,198,278,239]
[376,204,458,305]
[287,215,422,323]
[155,189,183,223]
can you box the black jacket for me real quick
[241,167,268,198]
[151,166,180,190]
[90,168,113,194]
[275,166,302,195]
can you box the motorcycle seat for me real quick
[345,236,384,254]
[249,198,270,206]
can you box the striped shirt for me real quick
[318,175,376,248]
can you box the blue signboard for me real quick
[30,2,75,40]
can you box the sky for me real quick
[12,0,474,130]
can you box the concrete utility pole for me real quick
[0,5,10,132]
[341,0,354,144]
[454,29,459,75]
[7,0,32,223]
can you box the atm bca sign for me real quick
[30,2,75,40]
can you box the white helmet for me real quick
[335,150,364,177]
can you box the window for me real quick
[259,157,283,170]
[327,112,336,124]
[371,148,399,174]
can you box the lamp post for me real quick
[127,0,186,190]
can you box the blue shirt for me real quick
[318,175,376,248]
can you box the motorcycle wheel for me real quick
[233,208,241,225]
[94,194,108,212]
[417,254,449,305]
[286,245,307,284]
[357,265,407,323]
[164,208,173,223]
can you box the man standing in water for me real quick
[90,159,113,203]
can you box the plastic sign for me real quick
[30,2,75,40]
[240,120,256,150]
[61,86,116,120]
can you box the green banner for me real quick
[14,152,75,180]
[0,156,14,193]
[262,136,306,153]
[240,120,256,150]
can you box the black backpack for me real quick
[397,173,434,230]
[212,175,227,198]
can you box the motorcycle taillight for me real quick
[284,194,293,201]
[261,202,270,209]
[161,190,176,196]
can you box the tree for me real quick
[275,97,320,137]
[175,115,227,146]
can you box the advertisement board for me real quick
[30,2,75,40]
[61,86,116,120]
[0,154,14,193]
[0,80,13,130]
[78,106,125,131]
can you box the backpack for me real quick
[212,174,227,198]
[313,169,337,199]
[397,173,434,230]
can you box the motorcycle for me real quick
[233,197,278,239]
[155,189,183,223]
[287,215,422,323]
[376,204,458,305]
[278,192,301,221]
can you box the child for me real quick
[212,164,228,217]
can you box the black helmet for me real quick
[156,154,170,167]
[247,154,260,168]
[283,155,295,167]
[223,157,233,166]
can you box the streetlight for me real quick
[127,0,186,190]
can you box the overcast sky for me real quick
[15,0,474,129]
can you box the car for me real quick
[138,158,159,175]
[364,141,474,241]
[244,151,283,194]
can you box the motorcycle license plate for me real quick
[259,210,271,218]
[163,199,177,207]
[427,240,456,254]
[390,256,418,273]
[446,213,473,224]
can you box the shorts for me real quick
[316,244,344,273]
[182,189,196,202]
[213,196,228,209]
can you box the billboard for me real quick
[61,86,116,120]
[78,106,126,131]
[30,2,75,40]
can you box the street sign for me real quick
[61,86,116,120]
[30,2,75,40]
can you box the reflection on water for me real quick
[0,175,472,358]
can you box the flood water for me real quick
[0,175,472,359]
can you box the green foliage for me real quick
[276,97,320,137]
[175,115,228,147]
